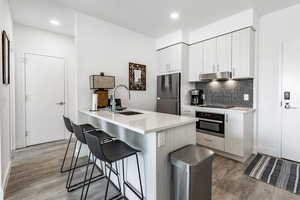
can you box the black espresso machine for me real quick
[191,89,204,105]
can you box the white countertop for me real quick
[183,105,256,114]
[80,108,197,134]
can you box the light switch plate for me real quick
[244,94,249,101]
[157,132,166,147]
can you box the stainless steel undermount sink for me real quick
[118,111,143,115]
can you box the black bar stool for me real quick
[61,116,96,173]
[66,123,114,192]
[82,131,144,200]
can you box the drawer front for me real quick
[197,133,225,151]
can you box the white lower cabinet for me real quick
[181,105,254,162]
[225,112,244,156]
[224,111,253,160]
[197,133,225,151]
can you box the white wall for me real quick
[155,30,188,50]
[189,9,255,44]
[257,4,300,156]
[76,13,157,112]
[0,0,14,198]
[14,23,76,148]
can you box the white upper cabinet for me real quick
[157,44,183,74]
[232,28,254,79]
[202,34,232,74]
[216,34,232,72]
[188,43,204,81]
[203,39,217,73]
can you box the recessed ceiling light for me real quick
[170,12,180,20]
[50,19,60,26]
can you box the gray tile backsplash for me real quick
[196,79,253,108]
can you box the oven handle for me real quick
[198,118,223,124]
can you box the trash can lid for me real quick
[170,145,214,167]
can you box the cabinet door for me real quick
[157,44,182,74]
[232,28,254,79]
[157,49,168,74]
[169,44,182,72]
[217,34,232,72]
[188,43,204,81]
[225,112,244,156]
[203,39,217,73]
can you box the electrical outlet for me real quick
[244,94,249,101]
[157,132,166,147]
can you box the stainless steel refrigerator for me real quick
[157,73,181,115]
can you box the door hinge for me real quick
[25,131,29,137]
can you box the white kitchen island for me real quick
[79,108,197,200]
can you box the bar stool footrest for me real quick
[61,160,94,173]
[68,173,105,192]
[67,164,104,192]
[124,181,143,200]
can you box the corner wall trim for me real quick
[2,160,11,198]
[189,26,256,46]
[156,26,256,51]
[156,42,189,51]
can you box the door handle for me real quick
[56,102,65,105]
[284,102,298,109]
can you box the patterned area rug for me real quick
[245,154,300,195]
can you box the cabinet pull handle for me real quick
[204,138,213,142]
[226,114,228,123]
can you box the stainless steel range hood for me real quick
[199,72,232,81]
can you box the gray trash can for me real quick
[170,144,214,200]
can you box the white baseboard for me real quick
[2,160,11,198]
[0,187,3,200]
[256,146,280,157]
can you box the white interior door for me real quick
[25,54,65,146]
[281,39,300,162]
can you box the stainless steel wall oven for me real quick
[196,111,225,138]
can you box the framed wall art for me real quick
[129,62,146,91]
[2,30,10,85]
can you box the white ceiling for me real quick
[9,0,75,36]
[9,0,300,38]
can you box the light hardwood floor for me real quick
[5,141,300,200]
